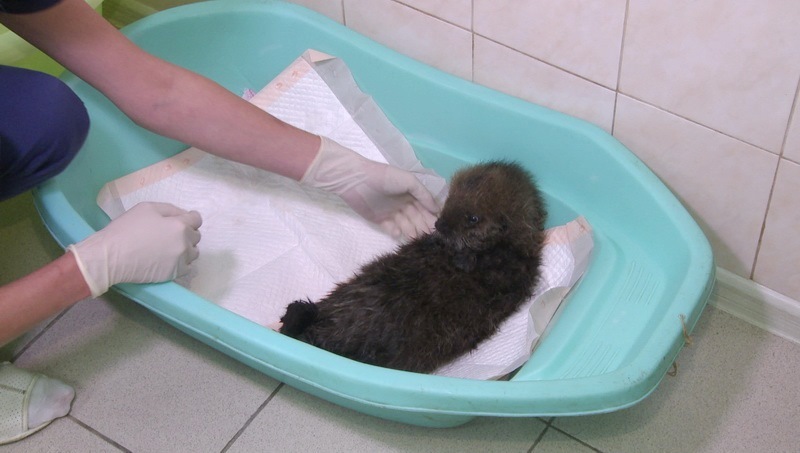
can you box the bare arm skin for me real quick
[0,0,440,346]
[0,252,91,346]
[0,0,320,346]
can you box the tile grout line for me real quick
[472,30,783,158]
[471,0,475,82]
[11,303,79,361]
[473,29,786,172]
[219,383,284,453]
[750,75,800,279]
[547,423,606,453]
[69,415,133,453]
[610,0,632,137]
[749,158,783,280]
[527,424,550,453]
[349,0,781,161]
[389,0,472,33]
[777,74,800,160]
[616,92,781,157]
[475,33,616,91]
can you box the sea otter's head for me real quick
[434,161,545,253]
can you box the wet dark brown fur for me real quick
[279,161,547,373]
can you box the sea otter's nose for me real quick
[434,218,449,234]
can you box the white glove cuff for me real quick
[67,243,108,298]
[300,136,367,194]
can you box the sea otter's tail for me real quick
[279,300,319,338]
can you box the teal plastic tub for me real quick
[34,0,715,427]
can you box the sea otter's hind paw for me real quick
[279,300,319,338]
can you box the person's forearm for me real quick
[124,63,321,181]
[0,0,320,181]
[0,252,91,346]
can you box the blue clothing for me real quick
[0,0,86,200]
[0,0,61,14]
[0,65,89,200]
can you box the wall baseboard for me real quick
[710,267,800,346]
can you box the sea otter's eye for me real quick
[467,215,480,225]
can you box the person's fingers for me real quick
[142,201,187,217]
[180,210,203,230]
[379,219,401,239]
[403,175,440,214]
[186,245,200,264]
[393,211,417,239]
[412,200,438,233]
[186,228,201,247]
[383,167,440,215]
[135,202,203,231]
[176,259,192,278]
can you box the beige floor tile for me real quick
[554,306,800,453]
[1,417,122,453]
[12,293,279,452]
[227,385,546,453]
[533,426,598,453]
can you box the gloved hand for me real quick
[301,136,441,238]
[67,202,202,297]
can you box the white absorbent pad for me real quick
[97,50,593,381]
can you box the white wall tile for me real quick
[344,0,472,80]
[784,85,800,164]
[613,95,778,276]
[473,0,627,89]
[287,0,344,23]
[397,0,472,29]
[474,37,616,132]
[620,0,800,153]
[331,0,796,299]
[753,159,800,300]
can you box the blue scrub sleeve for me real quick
[0,65,89,200]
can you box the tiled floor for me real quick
[2,191,800,453]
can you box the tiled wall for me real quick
[108,0,799,304]
[288,0,800,304]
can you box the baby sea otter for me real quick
[280,161,546,373]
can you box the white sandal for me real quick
[0,362,58,445]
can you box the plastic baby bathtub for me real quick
[33,0,715,427]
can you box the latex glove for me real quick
[301,136,440,238]
[68,202,202,297]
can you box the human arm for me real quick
[0,202,201,347]
[0,0,317,179]
[0,252,90,346]
[0,0,440,236]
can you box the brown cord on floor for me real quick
[680,314,693,346]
